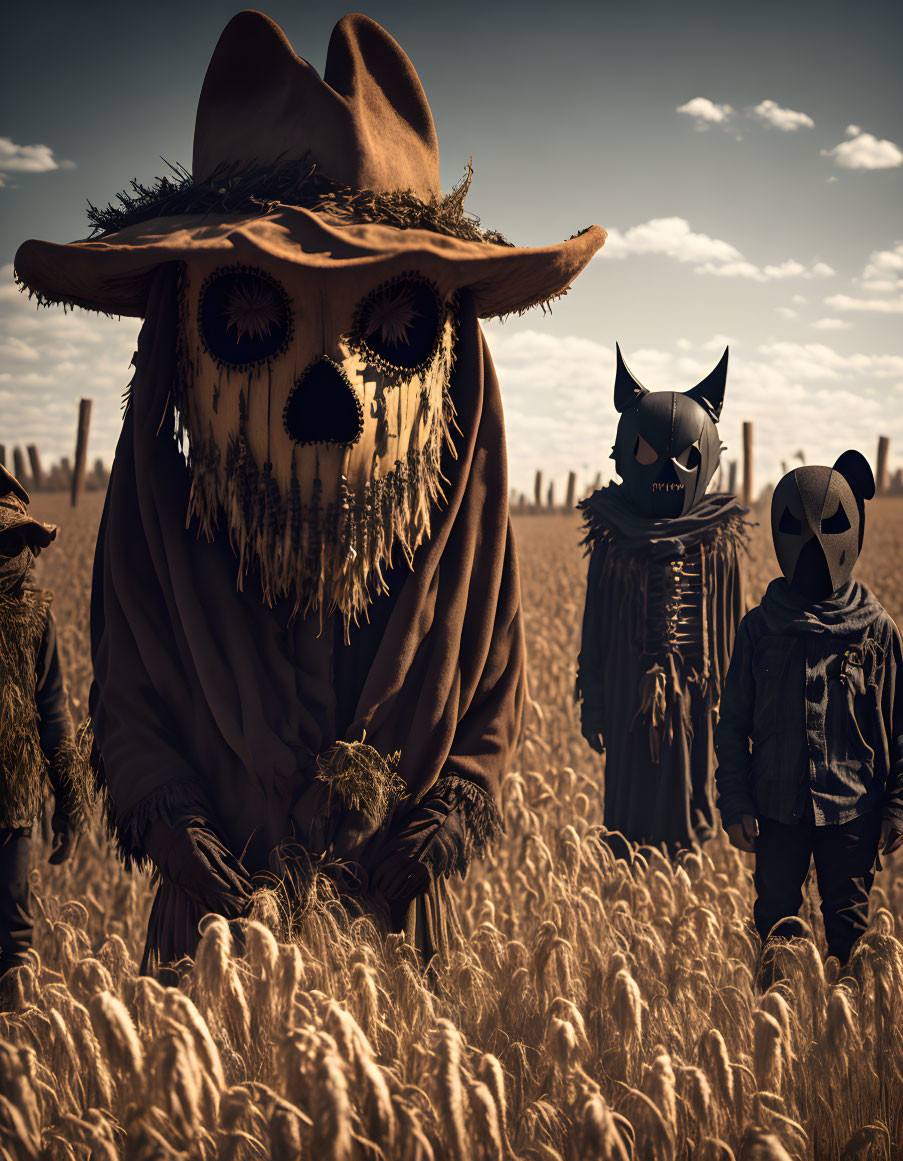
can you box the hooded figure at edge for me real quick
[14,11,605,973]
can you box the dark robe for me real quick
[577,485,748,850]
[89,266,525,969]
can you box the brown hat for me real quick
[0,465,57,555]
[14,11,605,319]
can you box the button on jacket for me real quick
[714,578,903,828]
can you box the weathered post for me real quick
[546,481,555,509]
[59,457,72,491]
[876,435,890,496]
[742,422,753,507]
[13,446,28,489]
[727,459,738,495]
[534,470,543,511]
[565,470,577,511]
[71,398,93,508]
[27,445,44,491]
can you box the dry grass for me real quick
[1,491,901,1160]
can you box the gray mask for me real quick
[771,450,875,600]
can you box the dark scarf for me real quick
[89,266,525,872]
[579,483,749,559]
[760,577,882,638]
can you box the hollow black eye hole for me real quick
[821,503,851,534]
[779,507,802,535]
[354,276,443,372]
[675,441,702,472]
[198,265,292,367]
[633,434,658,465]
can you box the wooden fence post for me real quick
[727,459,738,496]
[565,470,576,511]
[71,399,93,508]
[27,445,44,491]
[742,422,753,507]
[546,481,555,509]
[534,470,543,511]
[13,447,28,489]
[877,435,890,496]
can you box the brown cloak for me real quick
[89,265,524,966]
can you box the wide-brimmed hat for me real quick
[0,465,57,555]
[14,11,605,318]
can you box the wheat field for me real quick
[1,491,902,1161]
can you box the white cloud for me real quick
[792,295,808,304]
[603,218,833,283]
[0,137,74,184]
[861,242,903,293]
[0,264,139,468]
[821,126,903,170]
[776,307,798,319]
[813,318,851,330]
[820,242,903,314]
[749,100,814,131]
[676,97,734,130]
[603,218,743,264]
[825,293,903,314]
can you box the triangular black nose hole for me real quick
[283,357,364,446]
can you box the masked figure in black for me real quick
[577,346,748,851]
[715,452,903,964]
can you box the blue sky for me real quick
[2,0,901,498]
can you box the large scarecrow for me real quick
[577,347,748,851]
[15,12,604,970]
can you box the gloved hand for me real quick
[881,817,903,855]
[726,814,759,854]
[143,816,252,917]
[48,803,75,865]
[581,716,605,755]
[369,794,468,903]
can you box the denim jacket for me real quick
[715,579,903,828]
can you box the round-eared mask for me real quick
[771,451,874,600]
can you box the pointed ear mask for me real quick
[685,347,729,423]
[832,448,875,553]
[613,343,649,412]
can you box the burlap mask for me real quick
[179,255,459,621]
[612,345,728,519]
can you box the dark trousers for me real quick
[754,808,881,963]
[0,827,33,979]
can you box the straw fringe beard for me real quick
[175,276,458,632]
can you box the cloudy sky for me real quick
[2,0,901,499]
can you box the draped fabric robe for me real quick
[89,266,525,968]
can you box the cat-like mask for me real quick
[612,345,728,519]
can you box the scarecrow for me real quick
[0,467,81,989]
[15,11,604,971]
[576,346,747,851]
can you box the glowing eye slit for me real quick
[348,274,447,378]
[197,263,293,370]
